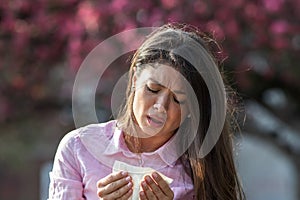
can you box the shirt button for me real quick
[138,159,143,166]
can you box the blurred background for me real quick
[0,0,299,199]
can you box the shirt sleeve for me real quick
[48,130,85,200]
[172,185,195,200]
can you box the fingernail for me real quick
[142,181,147,187]
[152,172,158,178]
[127,182,132,187]
[140,191,145,196]
[125,176,131,181]
[121,171,128,176]
[145,176,151,182]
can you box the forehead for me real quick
[137,64,186,90]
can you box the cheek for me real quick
[168,106,182,124]
[132,94,140,118]
[169,105,188,125]
[132,90,149,116]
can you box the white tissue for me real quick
[112,160,173,200]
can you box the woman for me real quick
[49,24,244,200]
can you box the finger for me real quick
[151,172,174,198]
[141,180,157,200]
[97,171,128,187]
[103,182,133,199]
[144,175,165,198]
[119,188,133,200]
[139,191,147,200]
[97,174,131,197]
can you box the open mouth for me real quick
[146,115,166,128]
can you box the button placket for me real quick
[137,154,144,167]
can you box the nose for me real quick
[154,91,170,112]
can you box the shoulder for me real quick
[78,120,117,138]
[57,120,117,151]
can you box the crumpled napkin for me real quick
[112,160,173,200]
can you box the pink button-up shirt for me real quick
[48,120,194,199]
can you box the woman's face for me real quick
[132,63,189,140]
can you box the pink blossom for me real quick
[35,45,50,61]
[228,0,244,9]
[206,21,225,40]
[263,0,284,13]
[68,37,81,54]
[148,8,164,26]
[2,11,15,32]
[161,0,178,9]
[193,1,209,16]
[77,1,100,34]
[110,0,128,12]
[12,31,29,54]
[225,19,240,39]
[64,18,84,37]
[272,36,289,50]
[69,54,82,71]
[168,10,182,22]
[216,8,232,22]
[244,2,266,23]
[270,20,290,35]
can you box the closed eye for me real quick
[173,96,186,104]
[146,85,159,93]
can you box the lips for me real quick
[146,114,166,128]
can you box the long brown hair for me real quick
[117,23,245,200]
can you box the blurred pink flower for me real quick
[69,54,82,71]
[69,37,81,55]
[148,8,164,25]
[224,19,240,39]
[161,0,178,9]
[77,1,100,34]
[1,11,15,33]
[216,8,232,22]
[272,36,289,49]
[64,18,84,37]
[263,0,284,13]
[270,20,290,35]
[111,0,128,12]
[168,10,182,22]
[12,31,29,56]
[35,45,50,61]
[193,1,209,16]
[227,0,244,9]
[67,35,84,70]
[206,21,225,40]
[244,2,266,23]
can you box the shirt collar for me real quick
[103,124,179,167]
[102,126,135,157]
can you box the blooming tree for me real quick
[1,0,299,122]
[0,0,300,199]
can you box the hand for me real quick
[139,172,174,200]
[97,171,133,200]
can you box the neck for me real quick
[123,133,167,153]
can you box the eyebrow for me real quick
[148,78,186,95]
